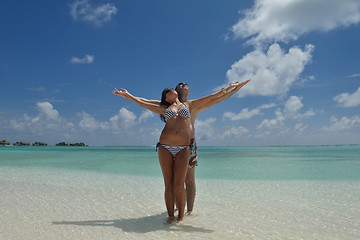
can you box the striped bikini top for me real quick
[164,103,190,122]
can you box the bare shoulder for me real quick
[187,99,196,108]
[180,100,190,108]
[188,99,204,113]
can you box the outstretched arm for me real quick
[196,80,250,112]
[112,88,164,114]
[189,80,250,112]
[189,82,238,110]
[138,98,160,105]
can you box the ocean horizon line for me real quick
[2,143,359,148]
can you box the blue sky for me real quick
[1,0,360,146]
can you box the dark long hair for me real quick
[160,88,173,122]
[160,88,172,107]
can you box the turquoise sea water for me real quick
[1,145,360,239]
[1,145,360,181]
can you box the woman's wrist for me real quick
[124,93,132,100]
[227,83,235,91]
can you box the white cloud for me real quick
[347,73,360,78]
[79,109,153,131]
[334,87,360,108]
[9,104,148,137]
[322,116,360,132]
[284,96,315,120]
[293,123,308,135]
[9,102,74,134]
[257,108,285,129]
[79,112,109,130]
[194,117,216,140]
[226,43,314,98]
[138,110,154,123]
[37,102,60,120]
[257,96,315,130]
[224,108,261,121]
[223,103,275,121]
[231,0,360,46]
[70,0,117,27]
[222,126,249,138]
[258,103,276,109]
[110,108,137,129]
[303,110,316,118]
[149,128,162,138]
[5,103,158,145]
[70,54,94,64]
[284,96,303,116]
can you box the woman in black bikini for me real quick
[112,87,192,224]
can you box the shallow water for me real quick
[1,145,360,180]
[1,145,360,239]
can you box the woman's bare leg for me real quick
[173,147,190,221]
[158,145,175,224]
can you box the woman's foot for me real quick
[177,215,184,222]
[165,216,176,224]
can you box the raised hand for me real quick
[112,88,129,98]
[228,79,250,91]
[238,79,250,88]
[229,81,240,88]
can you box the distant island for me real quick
[55,142,87,147]
[0,140,87,147]
[0,140,11,146]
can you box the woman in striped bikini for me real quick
[112,87,192,224]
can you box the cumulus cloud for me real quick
[223,103,275,121]
[284,96,315,119]
[257,108,285,130]
[79,112,109,130]
[138,110,154,123]
[70,54,94,64]
[70,0,117,27]
[110,108,137,129]
[322,116,360,132]
[221,126,249,139]
[226,43,314,98]
[9,102,74,135]
[5,102,160,145]
[194,117,216,140]
[37,102,60,120]
[224,108,261,121]
[10,104,151,135]
[257,96,315,130]
[334,87,360,107]
[284,96,303,116]
[79,109,153,131]
[231,0,360,46]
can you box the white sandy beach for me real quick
[1,166,359,240]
